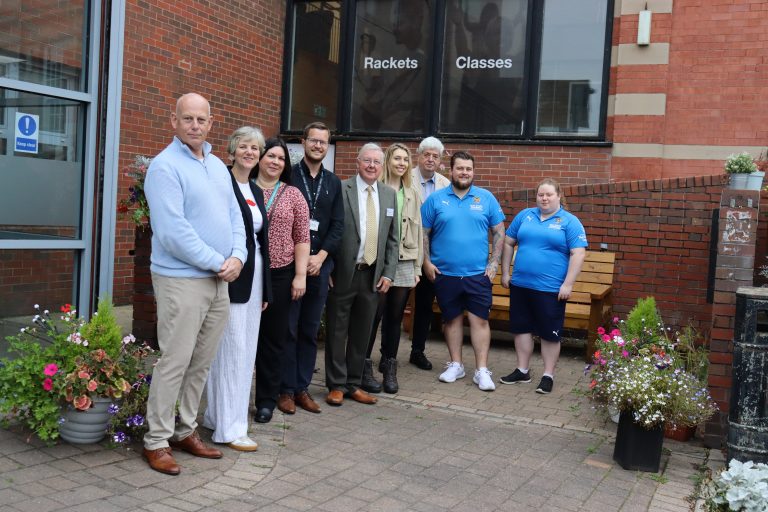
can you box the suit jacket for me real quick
[411,167,450,202]
[333,177,398,293]
[227,172,273,304]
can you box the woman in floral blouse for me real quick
[252,137,310,423]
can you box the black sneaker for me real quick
[499,369,531,384]
[536,376,554,394]
[409,351,433,370]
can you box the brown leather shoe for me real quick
[169,431,223,459]
[277,393,296,414]
[346,388,378,405]
[295,390,321,413]
[325,389,344,406]
[143,447,180,475]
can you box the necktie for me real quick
[364,185,377,265]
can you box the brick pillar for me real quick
[703,189,760,448]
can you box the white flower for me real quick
[34,304,39,309]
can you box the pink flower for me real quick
[612,316,619,324]
[610,329,621,338]
[42,378,53,391]
[597,326,605,335]
[86,380,98,392]
[602,334,610,342]
[73,395,92,411]
[78,370,91,380]
[621,350,630,358]
[43,363,58,376]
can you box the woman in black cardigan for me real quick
[204,126,272,451]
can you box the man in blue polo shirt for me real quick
[421,151,505,391]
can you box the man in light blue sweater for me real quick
[142,93,246,475]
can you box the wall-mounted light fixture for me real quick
[637,7,652,46]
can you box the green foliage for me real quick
[623,297,664,345]
[724,152,758,174]
[79,298,123,356]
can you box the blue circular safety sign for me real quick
[18,115,37,136]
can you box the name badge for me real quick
[386,208,394,217]
[309,219,320,231]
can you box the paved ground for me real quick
[0,307,718,511]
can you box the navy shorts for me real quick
[508,284,566,342]
[434,274,492,322]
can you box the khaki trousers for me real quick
[144,274,229,450]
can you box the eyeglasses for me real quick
[360,158,383,167]
[306,138,329,147]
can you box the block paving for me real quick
[0,328,716,511]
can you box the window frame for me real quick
[281,0,614,144]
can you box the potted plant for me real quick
[588,297,718,472]
[700,459,768,511]
[0,298,155,445]
[725,152,760,190]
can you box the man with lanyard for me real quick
[409,136,450,371]
[421,151,505,392]
[279,122,344,415]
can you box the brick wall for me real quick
[609,1,768,180]
[500,175,725,332]
[113,0,286,303]
[0,250,75,316]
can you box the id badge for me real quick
[309,219,320,231]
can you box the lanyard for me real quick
[265,182,282,213]
[299,168,325,218]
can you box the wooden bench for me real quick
[428,250,616,362]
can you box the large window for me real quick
[283,0,612,140]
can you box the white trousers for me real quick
[204,251,263,443]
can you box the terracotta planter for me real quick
[664,424,696,442]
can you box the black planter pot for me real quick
[613,411,664,472]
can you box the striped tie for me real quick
[364,185,377,265]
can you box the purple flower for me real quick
[108,404,120,415]
[113,432,127,443]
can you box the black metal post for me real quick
[728,287,768,464]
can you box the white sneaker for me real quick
[473,368,496,391]
[227,436,259,452]
[439,362,466,383]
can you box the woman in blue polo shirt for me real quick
[499,178,587,394]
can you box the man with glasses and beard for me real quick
[279,122,344,415]
[421,151,505,392]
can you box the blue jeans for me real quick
[281,258,333,394]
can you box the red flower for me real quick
[86,379,99,392]
[589,379,597,389]
[597,326,605,335]
[60,304,72,313]
[42,378,53,391]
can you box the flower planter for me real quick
[59,396,112,444]
[663,423,696,442]
[613,411,664,472]
[729,173,750,190]
[747,171,765,190]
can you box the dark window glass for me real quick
[286,2,341,131]
[536,0,609,136]
[350,0,433,133]
[440,0,528,135]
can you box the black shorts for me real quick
[508,284,566,342]
[434,274,492,322]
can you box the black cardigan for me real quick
[228,171,273,304]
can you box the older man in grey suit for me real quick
[325,143,398,406]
